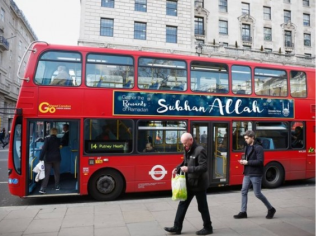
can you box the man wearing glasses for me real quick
[164,132,213,235]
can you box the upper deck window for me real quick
[86,54,134,88]
[231,65,251,95]
[34,51,82,86]
[138,58,187,91]
[191,61,228,93]
[290,71,307,98]
[254,68,287,96]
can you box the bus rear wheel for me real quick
[262,162,284,188]
[89,169,124,201]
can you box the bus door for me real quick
[191,122,229,186]
[27,120,80,196]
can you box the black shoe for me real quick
[55,185,60,190]
[196,228,213,235]
[233,212,247,219]
[164,227,181,235]
[266,207,276,219]
[39,189,46,194]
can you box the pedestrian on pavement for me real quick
[39,127,61,194]
[2,130,10,148]
[0,128,5,146]
[164,132,213,235]
[234,130,276,219]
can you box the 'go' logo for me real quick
[39,102,56,113]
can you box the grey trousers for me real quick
[41,161,61,189]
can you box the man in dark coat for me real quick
[234,130,276,219]
[164,133,213,235]
[61,124,69,146]
[39,128,61,193]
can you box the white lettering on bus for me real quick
[157,98,264,115]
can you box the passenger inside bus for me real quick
[291,126,303,148]
[50,66,73,86]
[95,125,116,140]
[143,143,157,152]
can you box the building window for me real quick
[303,0,309,6]
[135,0,147,12]
[265,48,272,52]
[0,8,4,22]
[242,2,250,15]
[304,34,311,46]
[284,31,292,47]
[222,42,228,47]
[284,0,290,3]
[219,0,227,12]
[101,0,114,8]
[19,41,22,50]
[134,22,146,40]
[219,20,228,34]
[263,7,271,20]
[194,17,204,35]
[242,24,251,42]
[100,18,114,37]
[166,26,177,43]
[194,0,204,8]
[264,27,272,41]
[303,14,310,26]
[243,45,251,50]
[304,53,311,57]
[284,10,291,23]
[196,39,204,45]
[167,1,177,16]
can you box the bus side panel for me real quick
[306,121,316,179]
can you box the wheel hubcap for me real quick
[96,176,115,194]
[266,167,279,183]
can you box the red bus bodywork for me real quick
[8,43,315,200]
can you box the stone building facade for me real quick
[78,0,315,67]
[0,0,37,131]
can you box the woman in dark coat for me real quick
[39,127,61,193]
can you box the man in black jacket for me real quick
[39,128,62,193]
[164,133,213,235]
[234,130,276,219]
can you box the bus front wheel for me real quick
[88,169,124,201]
[262,162,284,188]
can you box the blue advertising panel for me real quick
[113,91,294,118]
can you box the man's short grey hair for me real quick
[244,130,255,138]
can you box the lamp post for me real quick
[196,43,203,57]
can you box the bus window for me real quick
[34,51,82,86]
[13,122,22,174]
[84,119,133,153]
[138,58,187,91]
[291,122,305,149]
[86,54,134,88]
[191,61,228,93]
[254,68,287,96]
[255,122,288,149]
[232,121,252,150]
[231,65,252,95]
[137,120,187,153]
[290,71,307,98]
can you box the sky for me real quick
[14,0,81,46]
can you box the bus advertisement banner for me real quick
[113,91,294,118]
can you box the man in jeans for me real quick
[234,130,276,219]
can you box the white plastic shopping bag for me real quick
[171,172,187,201]
[33,161,45,182]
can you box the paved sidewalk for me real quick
[0,185,315,236]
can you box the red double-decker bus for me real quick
[8,42,315,200]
